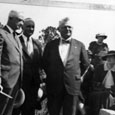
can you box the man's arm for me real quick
[81,42,90,68]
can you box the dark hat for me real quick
[102,50,115,60]
[96,33,107,39]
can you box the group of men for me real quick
[0,10,42,115]
[0,9,115,115]
[0,10,90,115]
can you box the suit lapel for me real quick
[3,26,21,53]
[57,38,77,67]
[19,35,31,58]
[66,39,77,64]
[20,35,35,59]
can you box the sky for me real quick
[0,2,115,50]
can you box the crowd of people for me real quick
[0,10,115,115]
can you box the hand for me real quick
[90,64,94,71]
[37,88,43,99]
[40,82,46,87]
[88,50,93,55]
[78,102,86,115]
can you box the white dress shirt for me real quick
[22,34,33,56]
[59,37,71,66]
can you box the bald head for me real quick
[8,10,24,21]
[7,10,24,31]
[23,18,34,24]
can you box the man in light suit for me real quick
[42,17,90,115]
[15,18,42,115]
[0,10,24,115]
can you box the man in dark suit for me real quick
[0,10,24,115]
[17,18,42,115]
[42,17,90,115]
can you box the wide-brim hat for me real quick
[96,33,107,39]
[102,50,115,60]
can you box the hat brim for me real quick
[96,35,107,39]
[102,53,115,60]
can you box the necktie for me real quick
[27,38,33,56]
[62,39,71,44]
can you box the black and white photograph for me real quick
[0,0,115,115]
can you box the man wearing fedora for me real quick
[0,10,24,115]
[42,17,90,115]
[88,50,115,115]
[88,33,109,68]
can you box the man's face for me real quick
[23,20,35,37]
[59,25,72,40]
[16,21,24,34]
[11,17,23,31]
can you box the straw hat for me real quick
[13,88,25,108]
[96,33,107,39]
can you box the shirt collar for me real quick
[60,37,72,44]
[6,25,14,34]
[22,34,32,46]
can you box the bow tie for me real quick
[62,39,71,44]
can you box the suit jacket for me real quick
[43,38,90,95]
[19,35,42,89]
[0,26,23,89]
